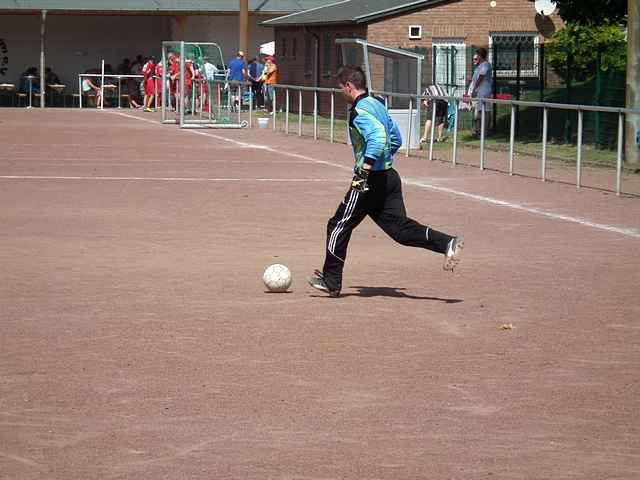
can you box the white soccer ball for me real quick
[262,264,292,292]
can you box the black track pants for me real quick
[322,168,453,292]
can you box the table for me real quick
[0,83,15,107]
[47,84,66,107]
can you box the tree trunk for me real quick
[625,0,639,165]
[239,0,248,55]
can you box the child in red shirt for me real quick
[168,53,179,110]
[154,61,163,109]
[142,56,156,112]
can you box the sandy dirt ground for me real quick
[1,108,639,480]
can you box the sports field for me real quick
[1,108,639,479]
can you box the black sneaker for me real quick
[443,236,464,271]
[307,270,340,297]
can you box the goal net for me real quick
[160,41,247,129]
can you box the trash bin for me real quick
[389,109,420,150]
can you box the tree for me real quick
[626,0,639,166]
[551,0,637,165]
[546,23,626,83]
[552,0,627,26]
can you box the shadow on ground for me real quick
[312,286,463,302]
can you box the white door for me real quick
[432,40,466,96]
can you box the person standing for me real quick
[420,83,448,143]
[154,60,163,110]
[260,56,278,113]
[168,53,179,110]
[464,47,493,137]
[142,56,156,112]
[307,65,464,298]
[202,60,219,113]
[183,57,195,113]
[248,56,264,109]
[227,50,247,111]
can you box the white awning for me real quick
[259,41,275,55]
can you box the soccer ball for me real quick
[262,264,292,292]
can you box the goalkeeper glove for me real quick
[351,165,370,192]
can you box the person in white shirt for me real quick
[464,48,493,137]
[420,83,448,143]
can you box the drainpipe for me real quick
[40,9,46,108]
[305,27,320,88]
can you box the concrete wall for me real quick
[0,12,278,88]
[0,14,171,87]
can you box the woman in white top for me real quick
[82,72,102,108]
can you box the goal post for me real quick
[335,38,423,149]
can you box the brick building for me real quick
[263,0,564,115]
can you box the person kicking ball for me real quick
[308,65,464,298]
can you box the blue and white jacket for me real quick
[348,92,402,171]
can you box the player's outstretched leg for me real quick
[369,169,464,272]
[443,236,464,271]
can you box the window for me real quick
[409,25,422,40]
[432,39,467,95]
[292,37,297,59]
[304,34,313,76]
[322,33,333,76]
[281,37,287,58]
[489,33,539,77]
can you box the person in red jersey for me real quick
[168,53,179,110]
[194,66,208,113]
[142,56,156,112]
[183,58,195,113]
[153,60,163,109]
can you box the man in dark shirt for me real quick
[248,56,264,109]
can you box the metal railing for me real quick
[255,82,640,196]
[183,80,640,195]
[446,96,639,195]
